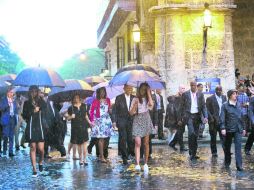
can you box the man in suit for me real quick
[0,87,18,157]
[206,86,227,157]
[112,84,135,165]
[182,81,208,161]
[245,96,254,155]
[155,89,165,139]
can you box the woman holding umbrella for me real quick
[90,87,114,163]
[22,86,47,177]
[129,83,154,173]
[65,94,92,165]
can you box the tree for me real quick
[0,36,25,75]
[58,48,105,79]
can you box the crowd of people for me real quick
[0,73,254,177]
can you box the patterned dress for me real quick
[91,101,114,138]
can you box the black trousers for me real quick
[209,122,225,154]
[187,114,201,157]
[224,132,242,168]
[88,137,110,158]
[118,119,134,160]
[245,128,254,152]
[0,125,2,152]
[158,110,164,139]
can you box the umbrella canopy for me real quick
[109,70,165,89]
[12,67,66,87]
[0,74,16,95]
[84,76,107,86]
[93,81,124,99]
[49,79,94,103]
[115,64,160,76]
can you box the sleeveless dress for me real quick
[90,101,114,138]
[68,103,89,144]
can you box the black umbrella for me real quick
[49,79,94,103]
[115,64,160,76]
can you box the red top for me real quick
[90,98,111,122]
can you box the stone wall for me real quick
[233,0,254,77]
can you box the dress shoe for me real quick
[21,144,26,149]
[39,164,43,172]
[9,153,15,157]
[32,171,38,178]
[169,144,178,151]
[245,150,251,156]
[212,153,218,158]
[123,159,128,165]
[180,148,188,152]
[237,167,243,171]
[15,146,20,151]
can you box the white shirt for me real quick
[50,101,55,117]
[190,91,198,114]
[125,94,131,111]
[8,97,14,116]
[215,94,223,115]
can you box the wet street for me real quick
[0,141,254,190]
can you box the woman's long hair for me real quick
[96,87,107,100]
[136,83,149,104]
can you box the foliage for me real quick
[58,48,105,80]
[0,36,25,75]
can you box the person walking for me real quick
[182,81,208,161]
[246,95,254,155]
[129,83,154,173]
[90,87,114,163]
[0,87,18,157]
[65,94,91,165]
[112,84,135,165]
[155,89,165,139]
[206,86,227,157]
[220,89,246,171]
[22,86,47,177]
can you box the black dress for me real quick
[22,98,47,143]
[68,103,89,144]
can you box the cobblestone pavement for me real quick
[0,142,254,190]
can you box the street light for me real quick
[132,23,140,64]
[202,3,212,66]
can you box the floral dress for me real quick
[91,101,114,138]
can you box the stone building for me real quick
[97,0,254,95]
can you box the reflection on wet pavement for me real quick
[0,144,254,190]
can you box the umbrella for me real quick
[12,67,66,87]
[115,64,160,76]
[0,74,16,95]
[93,82,124,99]
[84,76,107,86]
[109,70,166,89]
[49,79,94,103]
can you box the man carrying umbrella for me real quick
[0,87,18,157]
[112,84,135,165]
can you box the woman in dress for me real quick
[22,85,47,177]
[129,83,154,173]
[90,87,113,163]
[65,94,92,165]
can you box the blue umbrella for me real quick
[13,67,66,87]
[49,79,94,103]
[109,70,165,89]
[0,74,16,95]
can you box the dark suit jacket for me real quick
[0,97,18,126]
[248,96,254,125]
[182,90,208,123]
[155,94,165,113]
[206,94,227,125]
[111,93,135,124]
[150,94,158,126]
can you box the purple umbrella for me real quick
[109,70,165,89]
[84,76,107,86]
[93,82,124,99]
[115,64,160,76]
